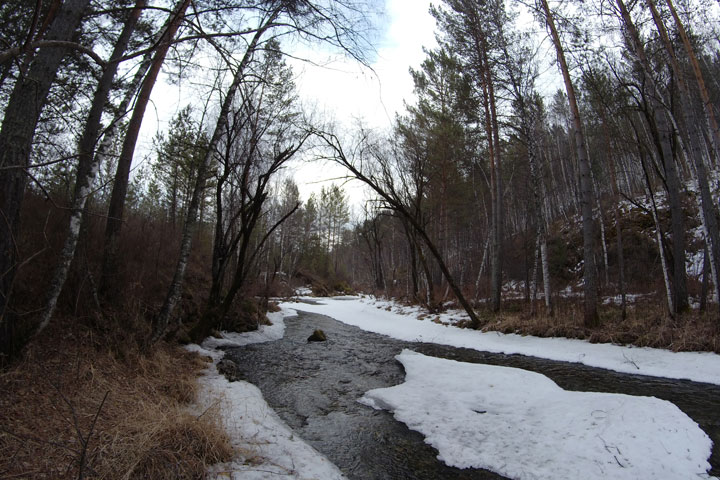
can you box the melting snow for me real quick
[281,296,720,385]
[360,350,714,480]
[187,310,346,480]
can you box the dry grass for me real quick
[0,316,232,479]
[477,299,720,353]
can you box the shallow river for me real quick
[222,309,720,479]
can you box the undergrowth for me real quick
[474,299,720,353]
[0,315,232,479]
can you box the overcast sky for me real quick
[137,0,439,211]
[290,0,437,129]
[285,0,438,207]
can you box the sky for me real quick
[289,0,437,129]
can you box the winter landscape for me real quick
[2,0,720,479]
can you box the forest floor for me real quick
[0,316,232,479]
[476,296,720,354]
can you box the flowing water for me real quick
[221,309,720,479]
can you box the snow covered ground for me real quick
[280,295,720,385]
[360,350,714,480]
[186,310,346,480]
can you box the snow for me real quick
[360,350,715,480]
[280,296,720,385]
[186,310,346,480]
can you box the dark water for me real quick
[222,310,720,479]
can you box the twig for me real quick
[195,399,222,420]
[77,390,109,480]
[0,426,78,454]
[622,352,640,370]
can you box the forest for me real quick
[1,0,720,478]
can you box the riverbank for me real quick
[215,303,719,479]
[0,316,231,479]
[281,295,720,385]
[185,309,346,479]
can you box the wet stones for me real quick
[217,358,243,381]
[308,329,327,342]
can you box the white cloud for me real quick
[287,0,438,206]
[290,0,437,130]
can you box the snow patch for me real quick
[360,350,715,480]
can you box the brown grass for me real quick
[475,299,720,353]
[0,316,232,479]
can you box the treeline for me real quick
[0,0,372,362]
[2,0,720,362]
[324,0,720,327]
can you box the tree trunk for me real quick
[474,236,490,301]
[0,0,90,356]
[37,0,145,334]
[486,45,503,313]
[540,0,598,326]
[636,126,676,315]
[101,0,191,295]
[599,116,627,319]
[661,0,720,162]
[540,234,553,316]
[94,22,159,176]
[700,243,710,312]
[530,235,540,316]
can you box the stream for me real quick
[221,309,720,479]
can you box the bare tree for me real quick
[315,128,483,328]
[537,0,598,326]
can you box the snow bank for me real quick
[186,310,346,480]
[281,296,720,385]
[360,350,715,480]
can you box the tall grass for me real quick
[0,316,232,479]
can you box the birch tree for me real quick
[37,0,147,335]
[0,0,91,356]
